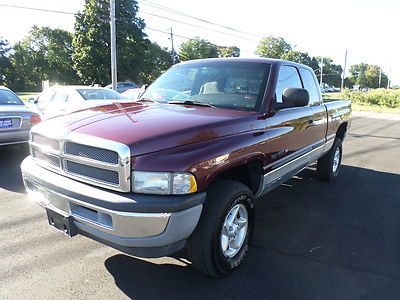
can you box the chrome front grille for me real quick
[65,142,119,165]
[29,129,131,192]
[65,160,119,185]
[32,149,61,169]
[32,134,60,151]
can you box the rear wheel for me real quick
[317,138,343,181]
[187,180,255,277]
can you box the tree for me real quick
[365,65,388,88]
[0,38,11,86]
[350,63,389,89]
[7,26,78,91]
[31,26,77,84]
[315,57,343,87]
[73,0,147,85]
[281,50,319,70]
[349,63,370,88]
[178,37,219,61]
[256,36,291,59]
[218,46,240,58]
[138,42,172,83]
[7,41,41,91]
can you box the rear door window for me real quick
[299,68,321,105]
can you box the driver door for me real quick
[265,65,315,173]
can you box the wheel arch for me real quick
[205,159,264,196]
[336,122,348,141]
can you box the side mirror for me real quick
[282,88,309,107]
[28,98,38,104]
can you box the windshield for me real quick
[0,90,24,105]
[77,89,125,100]
[140,61,271,111]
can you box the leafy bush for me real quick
[342,89,400,108]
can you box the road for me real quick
[0,114,399,299]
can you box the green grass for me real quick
[323,89,400,114]
[322,92,344,100]
[16,92,40,101]
[351,104,400,114]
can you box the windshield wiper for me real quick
[137,98,158,103]
[168,100,215,108]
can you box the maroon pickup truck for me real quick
[21,58,351,276]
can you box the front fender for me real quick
[132,130,269,192]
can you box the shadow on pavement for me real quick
[105,165,400,299]
[0,144,30,193]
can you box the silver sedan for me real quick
[0,86,41,146]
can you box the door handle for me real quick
[308,118,314,126]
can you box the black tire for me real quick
[317,138,343,181]
[187,180,255,277]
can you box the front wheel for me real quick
[317,138,343,181]
[187,180,255,277]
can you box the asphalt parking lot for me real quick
[0,113,399,299]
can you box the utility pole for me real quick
[387,68,391,89]
[169,27,176,64]
[341,50,348,90]
[319,57,323,88]
[378,68,382,88]
[110,0,117,91]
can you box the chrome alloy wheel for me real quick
[332,147,341,173]
[220,203,248,258]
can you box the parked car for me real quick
[122,88,142,101]
[28,85,129,119]
[106,82,139,93]
[21,58,351,276]
[0,86,41,146]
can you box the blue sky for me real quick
[0,0,398,85]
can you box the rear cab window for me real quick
[299,68,322,105]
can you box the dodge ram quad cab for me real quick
[21,58,351,276]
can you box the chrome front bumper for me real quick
[21,156,203,254]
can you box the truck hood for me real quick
[37,102,263,156]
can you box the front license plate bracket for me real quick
[46,207,77,237]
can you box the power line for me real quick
[0,4,75,15]
[1,2,258,53]
[1,3,260,43]
[146,27,191,40]
[147,27,256,56]
[137,0,263,39]
[140,10,259,42]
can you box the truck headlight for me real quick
[132,171,197,195]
